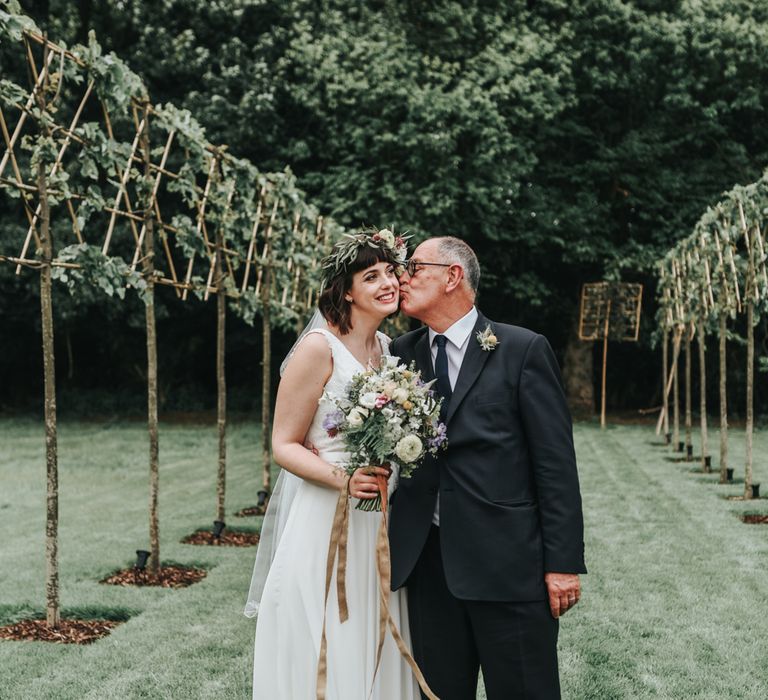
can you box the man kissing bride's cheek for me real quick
[247,231,586,700]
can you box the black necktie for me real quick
[434,335,452,419]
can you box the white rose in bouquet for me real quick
[395,435,423,463]
[391,387,409,404]
[347,407,368,426]
[359,392,379,409]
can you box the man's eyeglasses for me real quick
[403,259,452,277]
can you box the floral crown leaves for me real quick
[320,226,409,290]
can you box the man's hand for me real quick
[544,572,581,619]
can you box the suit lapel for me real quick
[446,313,493,424]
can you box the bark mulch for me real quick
[234,506,266,517]
[0,618,121,644]
[741,514,768,524]
[100,564,207,588]
[181,529,260,547]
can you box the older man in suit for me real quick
[389,236,586,700]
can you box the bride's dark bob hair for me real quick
[318,244,399,334]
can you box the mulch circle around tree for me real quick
[100,565,207,588]
[741,514,768,524]
[234,506,265,517]
[181,529,260,546]
[0,618,122,644]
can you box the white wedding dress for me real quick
[251,328,419,700]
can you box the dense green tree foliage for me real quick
[4,0,768,413]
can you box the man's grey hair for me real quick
[436,236,481,294]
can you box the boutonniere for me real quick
[476,324,499,351]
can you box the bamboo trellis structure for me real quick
[655,177,768,496]
[0,9,334,624]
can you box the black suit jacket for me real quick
[389,312,586,601]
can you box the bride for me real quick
[246,230,420,699]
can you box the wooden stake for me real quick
[241,185,266,293]
[673,328,680,450]
[261,256,273,496]
[0,46,56,181]
[181,155,217,300]
[215,224,227,522]
[698,320,709,472]
[130,129,175,270]
[684,328,692,459]
[745,300,754,498]
[600,299,611,429]
[102,114,146,256]
[661,329,670,439]
[17,80,95,273]
[718,312,728,484]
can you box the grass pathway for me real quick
[1,418,766,698]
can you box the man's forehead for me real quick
[412,240,439,259]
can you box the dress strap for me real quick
[376,330,392,356]
[303,328,341,358]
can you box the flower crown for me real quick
[320,227,408,289]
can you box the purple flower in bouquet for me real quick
[428,422,447,450]
[322,409,345,438]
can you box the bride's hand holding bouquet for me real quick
[323,354,448,511]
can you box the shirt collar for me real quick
[428,306,478,350]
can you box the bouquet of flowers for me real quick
[322,355,448,511]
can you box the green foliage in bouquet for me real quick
[323,355,447,511]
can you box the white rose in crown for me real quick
[358,392,379,409]
[377,228,396,247]
[395,434,423,463]
[347,407,369,426]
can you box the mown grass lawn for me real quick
[1,417,767,699]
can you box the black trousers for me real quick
[407,526,561,700]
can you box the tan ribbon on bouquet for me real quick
[369,474,439,700]
[316,476,351,700]
[315,471,439,700]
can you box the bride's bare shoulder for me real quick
[296,330,334,357]
[282,331,333,382]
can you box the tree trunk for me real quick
[673,336,680,450]
[662,329,670,442]
[600,300,611,429]
[216,228,226,523]
[562,321,594,418]
[698,320,709,472]
[261,264,272,496]
[718,312,728,484]
[745,302,754,499]
[684,331,692,459]
[38,110,60,629]
[140,106,160,577]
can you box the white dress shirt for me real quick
[427,306,478,525]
